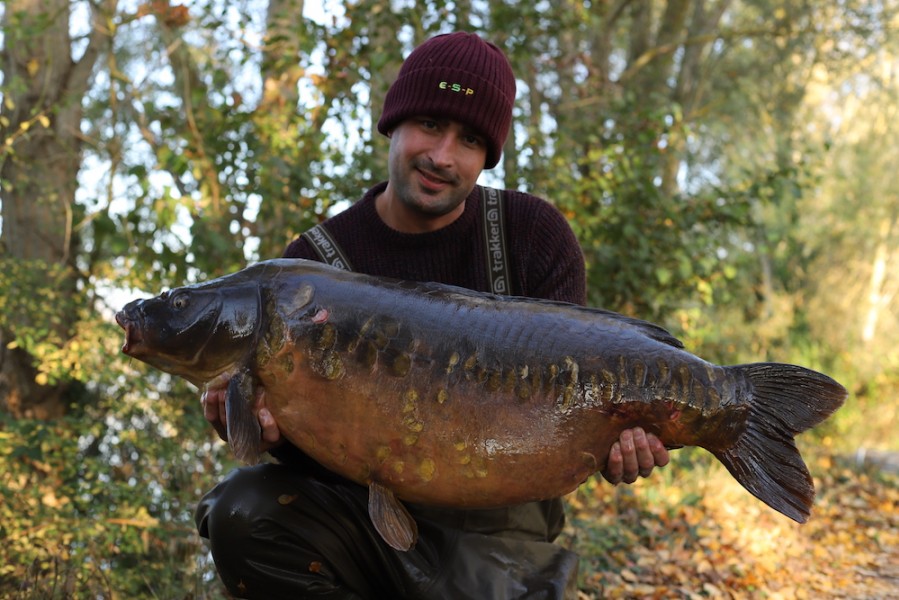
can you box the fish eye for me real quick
[171,293,189,310]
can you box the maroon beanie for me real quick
[377,32,516,169]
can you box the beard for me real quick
[392,157,469,218]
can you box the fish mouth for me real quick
[115,311,143,355]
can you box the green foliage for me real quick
[0,259,76,384]
[549,103,753,321]
[2,0,898,596]
[0,381,231,598]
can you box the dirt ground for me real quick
[562,452,899,599]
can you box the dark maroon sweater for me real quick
[283,182,586,304]
[276,182,586,542]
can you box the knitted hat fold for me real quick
[377,32,516,169]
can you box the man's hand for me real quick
[601,427,669,484]
[201,385,284,453]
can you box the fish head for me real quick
[116,279,261,387]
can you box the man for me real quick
[197,32,669,599]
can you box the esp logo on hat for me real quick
[439,81,475,96]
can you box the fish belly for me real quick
[263,353,629,507]
[256,275,719,507]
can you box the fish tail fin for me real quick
[226,368,262,464]
[711,363,847,523]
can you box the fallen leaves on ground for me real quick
[560,450,899,599]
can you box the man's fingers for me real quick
[258,407,282,445]
[618,429,639,484]
[602,441,624,484]
[648,432,670,468]
[203,383,286,454]
[631,427,656,469]
[201,390,216,420]
[602,428,672,484]
[202,389,229,442]
[254,388,284,451]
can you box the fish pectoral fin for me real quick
[226,367,262,464]
[367,481,418,552]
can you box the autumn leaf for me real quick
[562,452,899,598]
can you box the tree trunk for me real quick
[364,1,403,157]
[0,0,113,417]
[862,216,897,343]
[261,0,305,128]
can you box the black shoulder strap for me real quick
[300,224,354,271]
[479,186,512,295]
[301,190,510,290]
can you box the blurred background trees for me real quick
[1,0,897,596]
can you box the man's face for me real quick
[386,117,488,219]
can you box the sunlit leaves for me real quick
[548,105,752,321]
[0,390,232,597]
[0,259,74,351]
[563,453,899,599]
[2,0,898,596]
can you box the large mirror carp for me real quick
[116,259,847,551]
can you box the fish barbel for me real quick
[116,259,847,551]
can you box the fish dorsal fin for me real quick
[225,367,262,464]
[576,306,685,349]
[368,481,418,551]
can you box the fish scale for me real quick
[116,258,847,552]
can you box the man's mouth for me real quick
[417,168,450,189]
[413,158,457,191]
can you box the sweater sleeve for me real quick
[282,234,318,260]
[510,195,586,306]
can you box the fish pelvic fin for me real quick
[226,367,262,464]
[712,363,847,523]
[368,481,418,552]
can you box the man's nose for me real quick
[427,134,457,167]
